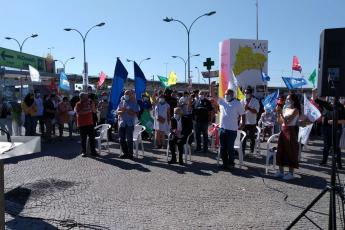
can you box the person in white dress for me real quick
[153,95,170,149]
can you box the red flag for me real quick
[292,56,302,72]
[49,79,60,95]
[98,71,106,87]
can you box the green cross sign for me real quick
[203,58,214,71]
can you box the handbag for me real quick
[340,126,345,149]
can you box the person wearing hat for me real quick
[240,87,260,155]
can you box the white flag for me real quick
[29,65,40,82]
[304,94,321,122]
[228,70,239,95]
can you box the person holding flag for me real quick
[275,93,301,180]
[211,88,245,170]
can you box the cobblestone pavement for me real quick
[3,134,345,229]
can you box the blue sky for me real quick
[1,0,344,87]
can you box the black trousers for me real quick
[169,136,186,162]
[322,125,342,166]
[80,125,97,155]
[242,124,257,153]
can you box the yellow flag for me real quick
[237,87,245,100]
[168,71,177,86]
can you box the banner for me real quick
[107,58,128,123]
[157,75,169,88]
[29,65,40,82]
[262,90,279,112]
[134,61,147,101]
[168,71,177,86]
[303,94,321,122]
[292,56,302,72]
[261,72,270,82]
[98,71,106,87]
[282,77,307,89]
[308,69,316,87]
[59,72,70,91]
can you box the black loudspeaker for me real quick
[318,28,345,97]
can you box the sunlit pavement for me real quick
[3,134,344,229]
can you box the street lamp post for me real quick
[53,57,75,73]
[127,57,151,66]
[64,22,105,91]
[5,34,39,53]
[171,54,199,83]
[163,11,216,86]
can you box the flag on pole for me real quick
[134,61,147,101]
[303,94,321,122]
[98,71,106,87]
[168,71,177,86]
[29,65,40,82]
[261,72,270,82]
[308,69,316,87]
[107,58,128,123]
[157,75,169,88]
[262,90,279,112]
[282,77,307,89]
[292,56,302,73]
[236,87,245,100]
[59,72,71,91]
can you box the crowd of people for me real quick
[0,85,344,180]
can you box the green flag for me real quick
[157,75,169,88]
[308,69,316,87]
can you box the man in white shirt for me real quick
[241,87,260,155]
[213,88,245,169]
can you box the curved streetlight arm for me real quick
[84,25,99,41]
[171,19,189,34]
[8,38,21,51]
[189,14,208,33]
[21,36,33,52]
[172,56,186,65]
[64,57,75,66]
[69,28,85,41]
[54,59,64,66]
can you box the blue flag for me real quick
[282,77,307,89]
[107,58,128,123]
[261,72,270,82]
[59,72,70,91]
[262,90,279,112]
[134,61,147,101]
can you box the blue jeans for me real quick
[219,128,237,166]
[195,122,208,151]
[119,125,134,156]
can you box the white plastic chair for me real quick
[94,124,111,154]
[217,130,246,168]
[265,133,280,174]
[166,131,194,163]
[133,124,146,158]
[254,126,262,156]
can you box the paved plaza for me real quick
[3,134,345,229]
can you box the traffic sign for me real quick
[0,47,54,73]
[202,70,219,78]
